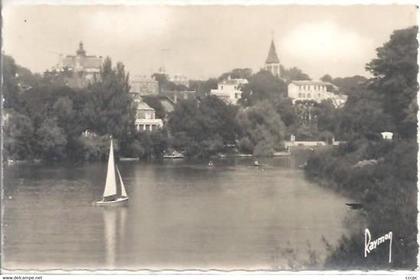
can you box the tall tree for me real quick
[236,100,286,156]
[366,26,418,139]
[168,95,239,158]
[3,111,35,160]
[87,57,133,139]
[240,70,287,106]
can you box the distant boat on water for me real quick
[95,138,129,206]
[119,157,139,162]
[163,150,185,159]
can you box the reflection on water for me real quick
[103,207,127,268]
[3,157,350,270]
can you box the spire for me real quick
[265,39,280,64]
[76,41,86,56]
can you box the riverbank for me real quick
[304,138,417,269]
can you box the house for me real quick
[134,98,163,132]
[210,77,248,105]
[52,42,103,88]
[130,75,159,96]
[287,80,347,108]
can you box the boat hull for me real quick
[95,196,128,207]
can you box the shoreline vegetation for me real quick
[304,26,418,269]
[2,26,417,269]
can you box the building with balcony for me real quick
[134,98,163,132]
[287,80,347,108]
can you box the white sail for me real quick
[103,139,117,198]
[116,166,128,197]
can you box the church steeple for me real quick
[265,40,280,64]
[264,39,281,77]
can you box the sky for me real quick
[2,3,417,80]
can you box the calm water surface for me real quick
[3,157,350,270]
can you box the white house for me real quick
[287,80,347,108]
[134,98,163,132]
[381,131,393,140]
[210,77,248,105]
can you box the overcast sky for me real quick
[2,4,417,80]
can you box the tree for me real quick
[282,66,310,81]
[168,95,239,158]
[218,68,253,81]
[320,74,333,83]
[236,100,286,156]
[336,89,394,140]
[35,118,67,160]
[3,111,35,160]
[152,73,188,92]
[240,70,287,106]
[87,57,134,139]
[188,78,218,97]
[273,97,297,128]
[3,55,20,109]
[366,26,418,139]
[312,100,339,134]
[141,96,166,119]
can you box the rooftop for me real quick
[265,40,280,64]
[221,78,248,85]
[289,80,329,86]
[135,100,154,111]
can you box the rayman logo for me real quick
[364,228,392,263]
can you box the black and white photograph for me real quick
[0,1,418,277]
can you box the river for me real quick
[3,156,350,270]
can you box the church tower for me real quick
[264,39,281,77]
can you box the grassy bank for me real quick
[304,138,417,269]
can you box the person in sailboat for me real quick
[96,136,129,206]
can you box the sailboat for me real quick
[95,138,129,206]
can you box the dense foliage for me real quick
[3,56,142,161]
[167,95,239,158]
[236,100,286,156]
[305,26,418,269]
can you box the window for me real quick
[308,93,311,98]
